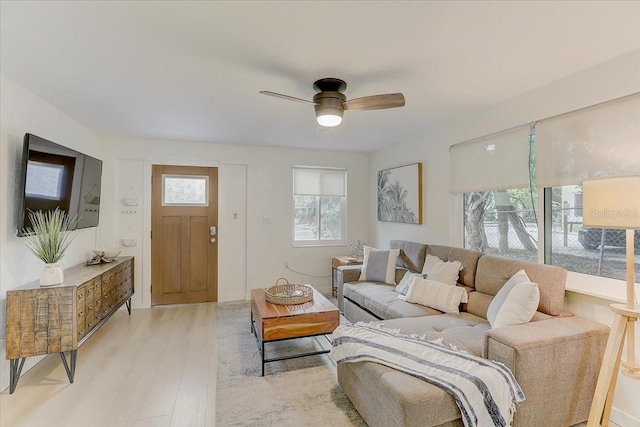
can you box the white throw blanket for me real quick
[330,323,524,427]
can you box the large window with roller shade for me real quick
[451,93,640,281]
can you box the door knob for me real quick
[210,237,216,244]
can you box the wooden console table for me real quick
[5,256,134,393]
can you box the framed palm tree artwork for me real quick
[377,163,422,224]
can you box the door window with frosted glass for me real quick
[162,175,209,206]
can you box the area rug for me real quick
[215,300,367,427]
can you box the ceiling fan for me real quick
[259,78,405,127]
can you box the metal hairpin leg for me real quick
[125,298,132,315]
[60,350,77,384]
[9,351,77,393]
[9,358,26,394]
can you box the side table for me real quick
[331,256,363,297]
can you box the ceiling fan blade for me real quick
[259,91,316,105]
[343,93,405,110]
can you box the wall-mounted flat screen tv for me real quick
[17,133,103,236]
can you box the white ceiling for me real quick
[2,1,640,152]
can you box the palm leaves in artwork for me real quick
[377,170,417,223]
[377,170,393,219]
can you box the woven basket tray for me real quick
[265,278,313,305]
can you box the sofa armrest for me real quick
[483,316,609,425]
[338,265,363,283]
[336,265,363,312]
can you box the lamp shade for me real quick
[582,176,640,229]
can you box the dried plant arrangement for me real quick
[22,208,79,264]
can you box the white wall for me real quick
[0,74,105,392]
[97,136,369,306]
[0,74,369,393]
[369,49,640,425]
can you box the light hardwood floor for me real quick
[0,303,620,427]
[1,303,217,427]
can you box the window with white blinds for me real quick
[535,93,640,188]
[449,126,532,193]
[293,167,346,197]
[293,167,346,246]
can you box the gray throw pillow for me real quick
[358,246,401,284]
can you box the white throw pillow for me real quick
[421,254,463,286]
[358,246,401,285]
[487,269,540,328]
[395,271,424,295]
[404,278,466,314]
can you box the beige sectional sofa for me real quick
[335,240,609,427]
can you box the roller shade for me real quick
[536,93,640,187]
[449,126,531,193]
[293,167,346,196]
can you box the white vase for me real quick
[40,263,64,287]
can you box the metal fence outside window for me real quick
[549,206,639,281]
[465,206,640,281]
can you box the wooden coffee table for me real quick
[250,286,340,376]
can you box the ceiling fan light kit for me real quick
[314,90,345,127]
[316,110,343,127]
[260,77,405,127]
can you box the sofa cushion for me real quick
[384,298,443,318]
[475,255,566,316]
[466,292,493,319]
[405,278,467,314]
[337,362,463,427]
[344,282,440,319]
[375,313,490,356]
[487,269,540,328]
[344,282,395,310]
[421,254,463,285]
[365,290,407,319]
[370,291,442,319]
[395,271,424,295]
[426,245,483,289]
[359,246,401,284]
[390,240,428,272]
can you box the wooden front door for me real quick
[151,165,218,305]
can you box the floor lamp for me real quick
[586,176,640,427]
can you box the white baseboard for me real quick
[611,407,638,427]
